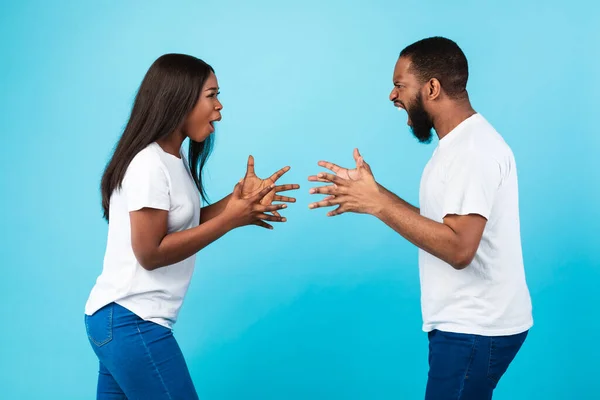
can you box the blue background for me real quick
[1,1,598,399]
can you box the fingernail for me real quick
[309,204,314,209]
[309,189,315,194]
[318,173,323,178]
[282,218,287,222]
[282,204,287,208]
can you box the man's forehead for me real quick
[393,57,413,80]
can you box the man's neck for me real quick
[433,101,477,140]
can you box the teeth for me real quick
[397,107,403,111]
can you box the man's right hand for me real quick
[308,148,363,182]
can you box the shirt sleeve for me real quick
[122,151,170,212]
[442,150,501,220]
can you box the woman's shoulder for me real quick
[129,143,166,169]
[124,143,170,183]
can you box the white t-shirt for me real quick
[418,113,533,336]
[85,142,201,329]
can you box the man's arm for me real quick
[378,184,419,214]
[308,149,489,270]
[373,189,486,269]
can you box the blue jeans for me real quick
[84,303,198,400]
[425,329,528,400]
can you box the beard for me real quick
[407,93,434,144]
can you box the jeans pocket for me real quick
[85,303,114,347]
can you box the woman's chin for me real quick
[189,131,212,143]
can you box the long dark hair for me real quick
[101,54,214,221]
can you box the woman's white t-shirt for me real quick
[85,142,201,329]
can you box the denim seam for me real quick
[457,335,478,400]
[135,319,173,400]
[487,337,496,385]
[86,305,113,347]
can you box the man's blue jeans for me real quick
[426,329,528,399]
[85,302,198,399]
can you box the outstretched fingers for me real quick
[274,183,300,193]
[308,195,345,210]
[245,155,256,177]
[317,160,345,174]
[268,166,291,183]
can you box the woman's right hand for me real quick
[221,182,288,230]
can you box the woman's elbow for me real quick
[133,249,161,271]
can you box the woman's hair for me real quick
[100,53,215,221]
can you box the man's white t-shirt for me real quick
[419,113,533,336]
[85,142,201,329]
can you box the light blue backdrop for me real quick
[1,1,598,399]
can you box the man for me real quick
[308,37,533,399]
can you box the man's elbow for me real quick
[450,249,476,270]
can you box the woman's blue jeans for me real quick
[85,302,198,400]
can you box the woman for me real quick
[84,53,299,399]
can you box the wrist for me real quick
[215,211,239,232]
[369,186,389,218]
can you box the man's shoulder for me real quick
[460,116,514,161]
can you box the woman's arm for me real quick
[200,194,232,224]
[131,184,286,271]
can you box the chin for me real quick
[190,133,211,143]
